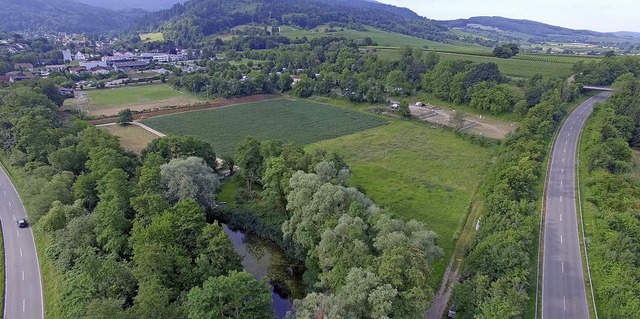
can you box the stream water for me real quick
[223,225,305,318]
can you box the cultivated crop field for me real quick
[280,25,487,53]
[376,49,577,78]
[142,99,389,155]
[85,84,201,116]
[310,121,495,284]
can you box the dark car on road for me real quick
[17,219,28,228]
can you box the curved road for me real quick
[0,166,44,319]
[542,92,611,319]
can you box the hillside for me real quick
[75,0,186,11]
[0,0,143,33]
[139,0,450,45]
[441,16,627,44]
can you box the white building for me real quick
[153,54,170,63]
[74,51,86,61]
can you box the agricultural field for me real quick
[280,25,488,53]
[84,84,201,117]
[101,124,160,153]
[139,32,164,42]
[376,48,578,78]
[142,99,389,155]
[309,121,495,284]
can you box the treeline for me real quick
[450,77,583,318]
[573,55,640,86]
[0,84,278,318]
[224,136,444,318]
[140,0,450,47]
[173,37,569,116]
[580,72,640,317]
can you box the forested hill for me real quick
[441,16,618,41]
[75,0,186,11]
[0,0,144,33]
[139,0,449,45]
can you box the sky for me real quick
[376,0,640,32]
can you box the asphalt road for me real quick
[0,166,44,319]
[542,92,611,319]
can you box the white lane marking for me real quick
[23,299,25,312]
[3,191,5,195]
[564,148,566,153]
[563,296,566,311]
[560,196,563,202]
[561,235,563,244]
[563,158,565,163]
[22,271,24,281]
[20,248,23,256]
[13,215,16,221]
[560,214,563,222]
[16,230,19,238]
[562,261,564,273]
[566,140,568,144]
[8,202,11,207]
[560,181,563,187]
[561,168,564,174]
[567,133,570,136]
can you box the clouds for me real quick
[376,0,639,32]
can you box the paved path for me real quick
[542,92,611,319]
[0,165,44,319]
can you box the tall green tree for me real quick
[187,271,273,319]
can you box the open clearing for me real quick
[309,121,494,284]
[84,84,201,117]
[409,104,518,139]
[139,32,164,42]
[142,99,389,155]
[101,124,160,153]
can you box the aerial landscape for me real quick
[0,0,638,318]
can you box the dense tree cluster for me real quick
[0,85,275,317]
[580,72,640,317]
[224,136,444,318]
[573,55,640,86]
[451,77,581,318]
[492,43,520,58]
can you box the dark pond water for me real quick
[223,225,305,319]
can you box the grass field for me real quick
[102,124,160,153]
[280,25,488,53]
[376,48,577,78]
[139,32,164,42]
[309,121,495,284]
[142,99,389,155]
[87,84,188,109]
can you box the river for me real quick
[223,225,305,318]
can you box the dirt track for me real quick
[410,105,518,139]
[90,94,280,125]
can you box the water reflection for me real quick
[223,225,305,318]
